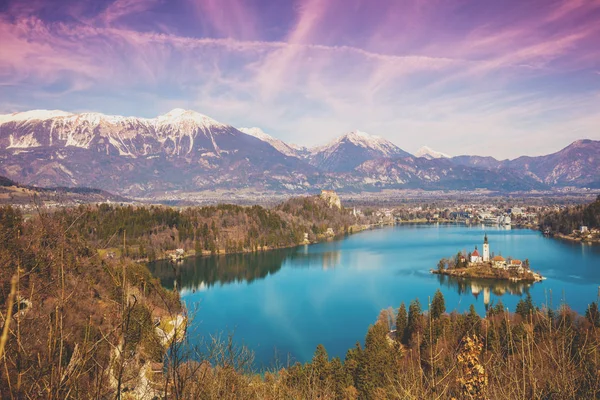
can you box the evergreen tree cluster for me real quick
[274,290,600,399]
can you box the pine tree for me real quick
[356,323,395,399]
[585,302,600,327]
[515,293,535,320]
[493,300,505,315]
[466,304,481,335]
[329,357,347,398]
[311,344,330,383]
[396,302,407,344]
[431,289,446,320]
[406,299,423,344]
[343,343,362,388]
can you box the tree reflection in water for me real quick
[147,247,344,293]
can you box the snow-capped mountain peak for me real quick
[308,130,411,172]
[314,130,403,157]
[156,109,225,129]
[238,127,300,158]
[239,127,271,141]
[343,130,390,151]
[415,146,450,160]
[0,109,73,124]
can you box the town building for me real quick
[508,259,524,274]
[492,255,506,268]
[470,247,482,263]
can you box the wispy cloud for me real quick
[188,0,259,40]
[0,0,599,158]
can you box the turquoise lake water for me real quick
[148,224,600,369]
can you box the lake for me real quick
[148,224,600,369]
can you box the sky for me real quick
[0,0,599,159]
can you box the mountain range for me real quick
[0,109,598,197]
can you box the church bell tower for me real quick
[483,234,490,262]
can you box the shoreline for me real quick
[550,232,600,244]
[142,222,389,264]
[432,265,544,283]
[145,222,599,265]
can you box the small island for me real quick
[432,234,544,282]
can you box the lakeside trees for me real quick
[541,195,600,234]
[48,195,367,261]
[3,201,600,399]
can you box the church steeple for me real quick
[483,233,490,262]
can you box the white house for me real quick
[492,255,506,269]
[470,247,482,263]
[508,259,524,274]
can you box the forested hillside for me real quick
[51,195,366,260]
[540,195,600,234]
[0,206,181,399]
[3,203,600,399]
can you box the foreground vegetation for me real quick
[0,205,181,399]
[2,201,600,399]
[159,290,600,400]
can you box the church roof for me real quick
[472,249,480,257]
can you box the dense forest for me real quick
[49,194,366,261]
[540,195,600,234]
[3,201,600,399]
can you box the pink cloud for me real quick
[1,0,599,158]
[188,0,259,40]
[97,0,163,26]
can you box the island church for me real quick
[470,234,490,263]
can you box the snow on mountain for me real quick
[0,110,74,124]
[309,130,411,172]
[1,109,598,195]
[415,146,450,160]
[155,108,226,129]
[0,109,313,195]
[312,130,402,156]
[238,127,300,158]
[0,109,236,156]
